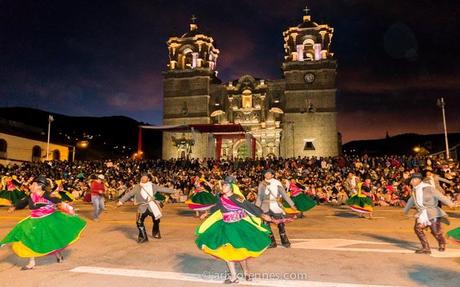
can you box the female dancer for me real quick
[346,176,374,219]
[283,177,316,218]
[185,176,217,217]
[0,175,86,270]
[196,179,272,284]
[0,174,26,206]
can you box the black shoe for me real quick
[268,241,277,248]
[280,234,291,248]
[57,255,64,263]
[224,278,239,284]
[137,237,148,243]
[415,248,431,254]
[153,233,161,239]
[439,245,446,252]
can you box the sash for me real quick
[140,183,162,219]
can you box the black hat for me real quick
[35,175,48,187]
[410,173,423,180]
[263,169,274,176]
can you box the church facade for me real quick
[162,10,339,159]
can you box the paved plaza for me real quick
[1,203,460,287]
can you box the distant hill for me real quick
[0,107,162,160]
[343,133,460,157]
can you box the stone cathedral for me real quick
[162,9,339,160]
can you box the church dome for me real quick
[166,16,220,71]
[282,6,334,62]
[297,20,319,29]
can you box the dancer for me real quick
[283,177,316,218]
[346,176,373,218]
[117,174,177,243]
[256,169,298,248]
[54,179,75,202]
[185,176,217,217]
[196,179,273,284]
[403,173,458,254]
[0,174,26,206]
[0,175,86,270]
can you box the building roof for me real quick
[140,123,247,134]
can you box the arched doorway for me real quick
[237,143,249,159]
[0,139,7,158]
[53,149,61,160]
[232,139,262,159]
[32,146,42,162]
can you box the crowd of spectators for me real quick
[1,155,459,207]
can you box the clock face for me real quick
[304,73,315,83]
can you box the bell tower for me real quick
[281,6,338,157]
[162,16,220,159]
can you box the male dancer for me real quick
[403,173,458,254]
[256,169,298,248]
[117,174,177,243]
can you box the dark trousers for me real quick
[264,211,290,247]
[414,217,446,249]
[136,209,160,242]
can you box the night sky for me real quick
[1,0,459,143]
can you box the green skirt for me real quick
[189,191,217,205]
[0,211,86,257]
[284,194,316,212]
[346,195,374,213]
[447,227,460,244]
[0,189,26,206]
[195,213,271,261]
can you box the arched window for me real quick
[0,139,7,158]
[303,38,315,61]
[53,149,61,161]
[241,90,253,109]
[180,47,194,69]
[32,146,42,162]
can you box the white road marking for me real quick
[290,238,460,258]
[325,215,386,219]
[70,266,401,287]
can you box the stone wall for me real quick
[281,112,338,157]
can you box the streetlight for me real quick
[77,140,89,148]
[46,115,54,161]
[436,98,450,159]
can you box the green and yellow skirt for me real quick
[0,189,26,206]
[283,193,317,214]
[346,194,373,214]
[0,212,86,258]
[186,191,217,211]
[195,211,271,262]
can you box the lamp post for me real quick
[46,115,54,161]
[437,98,450,159]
